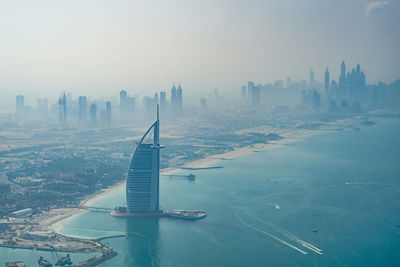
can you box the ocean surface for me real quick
[2,117,400,266]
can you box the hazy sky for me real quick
[0,0,399,105]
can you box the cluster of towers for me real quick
[118,83,184,120]
[241,81,261,106]
[324,61,367,104]
[55,93,111,126]
[170,83,183,112]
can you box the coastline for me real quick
[48,182,126,233]
[182,128,321,169]
[47,128,323,233]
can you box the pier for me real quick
[180,166,223,170]
[161,174,196,181]
[77,206,113,212]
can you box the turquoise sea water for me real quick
[2,117,400,266]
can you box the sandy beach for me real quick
[183,128,321,169]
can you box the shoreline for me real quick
[47,128,323,233]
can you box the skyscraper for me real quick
[309,67,315,84]
[171,83,177,112]
[43,98,48,113]
[248,81,254,100]
[120,90,128,114]
[340,61,346,85]
[62,93,67,122]
[126,105,162,213]
[105,101,111,125]
[16,95,24,114]
[160,91,166,111]
[78,96,88,122]
[57,93,67,123]
[251,85,260,106]
[177,83,183,111]
[324,68,330,96]
[89,103,97,125]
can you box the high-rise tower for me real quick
[89,103,97,125]
[171,84,177,112]
[126,105,163,213]
[160,91,166,111]
[177,83,183,111]
[16,95,24,114]
[309,67,315,84]
[340,61,346,85]
[120,90,128,115]
[79,96,88,121]
[105,101,111,125]
[324,68,330,96]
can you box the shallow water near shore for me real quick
[2,117,400,266]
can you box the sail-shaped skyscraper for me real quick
[111,106,206,220]
[126,105,163,213]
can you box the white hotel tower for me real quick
[126,105,163,213]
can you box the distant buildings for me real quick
[120,90,128,115]
[78,96,87,122]
[324,68,330,96]
[144,95,158,116]
[119,90,135,119]
[89,103,96,125]
[329,61,367,105]
[16,95,24,115]
[57,93,67,123]
[274,80,284,88]
[309,68,315,84]
[170,83,183,113]
[36,98,48,116]
[340,61,346,85]
[177,83,183,111]
[247,81,260,106]
[301,89,320,112]
[105,101,111,125]
[171,84,177,111]
[160,91,166,111]
[247,81,254,100]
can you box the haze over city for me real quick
[1,1,400,266]
[1,0,399,107]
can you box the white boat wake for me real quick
[234,210,309,254]
[251,213,323,255]
[345,182,399,187]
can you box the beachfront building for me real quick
[126,105,163,213]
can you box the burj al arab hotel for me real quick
[111,105,206,220]
[126,106,163,214]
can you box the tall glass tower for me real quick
[126,105,163,213]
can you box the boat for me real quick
[55,254,72,266]
[187,173,196,181]
[5,262,26,267]
[38,257,52,267]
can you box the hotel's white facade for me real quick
[126,108,162,213]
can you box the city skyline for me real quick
[1,1,400,266]
[1,0,399,107]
